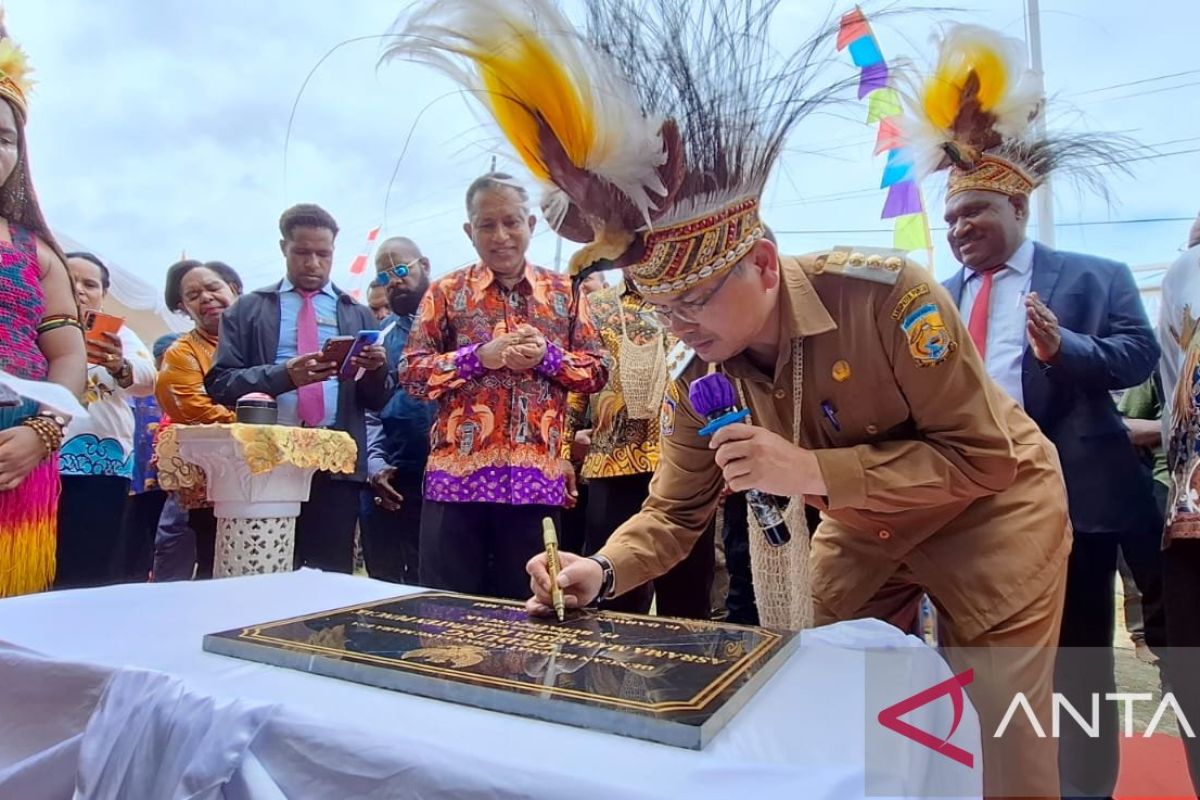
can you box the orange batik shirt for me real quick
[399,262,608,506]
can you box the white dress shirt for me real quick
[957,239,1035,407]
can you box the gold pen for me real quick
[542,516,565,622]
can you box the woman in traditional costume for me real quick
[0,11,87,597]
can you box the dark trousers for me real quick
[1057,527,1166,799]
[721,492,758,625]
[1164,539,1200,796]
[419,500,560,600]
[116,489,167,582]
[719,493,823,626]
[358,470,423,585]
[150,499,216,581]
[585,473,715,619]
[191,507,217,580]
[294,473,361,574]
[560,481,588,555]
[56,475,131,589]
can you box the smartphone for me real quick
[339,330,382,379]
[83,310,125,364]
[318,336,355,368]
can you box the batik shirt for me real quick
[399,261,607,506]
[562,283,673,479]
[128,395,164,493]
[1158,243,1200,543]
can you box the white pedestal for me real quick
[176,426,319,578]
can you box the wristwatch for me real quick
[588,555,616,603]
[36,410,68,431]
[110,358,132,383]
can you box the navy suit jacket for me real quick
[943,242,1161,534]
[204,281,392,482]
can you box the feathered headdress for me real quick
[384,0,846,295]
[382,0,684,277]
[899,24,1133,199]
[0,8,33,118]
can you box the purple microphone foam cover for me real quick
[688,372,737,417]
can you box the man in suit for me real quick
[206,203,391,573]
[942,185,1161,799]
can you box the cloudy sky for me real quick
[7,0,1199,310]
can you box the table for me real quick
[0,572,981,799]
[156,424,356,577]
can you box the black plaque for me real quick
[203,592,797,749]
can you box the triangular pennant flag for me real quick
[848,36,884,68]
[880,150,911,188]
[874,117,904,155]
[837,8,870,50]
[866,87,902,123]
[882,180,922,219]
[858,63,889,98]
[348,254,368,276]
[894,213,930,251]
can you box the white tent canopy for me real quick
[55,231,192,343]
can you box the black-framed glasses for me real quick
[372,258,420,287]
[647,267,738,326]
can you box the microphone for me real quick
[688,372,791,547]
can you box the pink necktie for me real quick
[296,289,325,427]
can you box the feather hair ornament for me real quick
[898,24,1138,200]
[381,0,685,275]
[900,24,1042,178]
[580,0,854,295]
[0,8,34,116]
[585,0,850,228]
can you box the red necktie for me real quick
[296,289,325,427]
[967,267,1004,359]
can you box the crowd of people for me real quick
[2,3,1200,797]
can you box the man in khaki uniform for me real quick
[530,232,1070,797]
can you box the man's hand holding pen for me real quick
[526,551,602,617]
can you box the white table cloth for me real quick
[0,570,981,799]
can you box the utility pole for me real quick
[1026,0,1055,247]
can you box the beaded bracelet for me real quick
[21,416,64,456]
[36,314,83,335]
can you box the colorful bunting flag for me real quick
[894,213,931,250]
[880,150,911,188]
[858,63,889,99]
[882,180,922,219]
[836,8,870,50]
[873,117,904,155]
[866,88,902,123]
[837,5,933,264]
[848,36,884,68]
[345,225,382,300]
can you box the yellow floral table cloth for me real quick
[156,424,356,509]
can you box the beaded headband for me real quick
[629,198,764,297]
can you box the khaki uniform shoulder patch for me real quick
[812,246,906,286]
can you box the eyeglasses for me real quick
[647,268,738,326]
[372,258,421,287]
